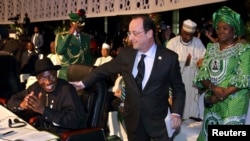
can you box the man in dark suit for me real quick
[20,41,38,74]
[23,13,31,36]
[2,37,23,64]
[70,15,186,141]
[31,26,44,54]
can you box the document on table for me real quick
[0,105,58,141]
[0,128,59,141]
[165,107,176,138]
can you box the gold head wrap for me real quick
[212,6,245,36]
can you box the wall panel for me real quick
[0,0,226,24]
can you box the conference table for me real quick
[0,105,58,141]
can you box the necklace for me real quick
[220,42,235,50]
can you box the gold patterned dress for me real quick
[193,42,250,141]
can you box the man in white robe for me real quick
[167,19,206,119]
[94,43,113,67]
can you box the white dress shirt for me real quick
[132,44,156,90]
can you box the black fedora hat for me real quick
[31,57,61,76]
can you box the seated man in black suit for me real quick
[20,41,39,89]
[20,41,38,73]
[7,57,86,136]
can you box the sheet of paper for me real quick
[165,107,176,137]
[0,105,36,130]
[0,128,58,141]
[0,105,58,141]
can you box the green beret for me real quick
[212,6,245,36]
[68,13,80,22]
[68,9,86,26]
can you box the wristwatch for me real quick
[204,94,213,108]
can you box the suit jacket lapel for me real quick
[143,46,162,91]
[127,49,140,92]
[129,49,137,74]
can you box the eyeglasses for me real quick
[127,31,145,37]
[37,74,56,83]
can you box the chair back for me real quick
[67,64,108,128]
[0,98,7,107]
[0,51,22,99]
[62,127,107,141]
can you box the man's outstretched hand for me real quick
[69,81,85,91]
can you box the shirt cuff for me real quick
[172,113,180,117]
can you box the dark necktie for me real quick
[135,54,146,91]
[76,34,80,42]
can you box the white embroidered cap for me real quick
[102,43,110,49]
[182,19,197,33]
